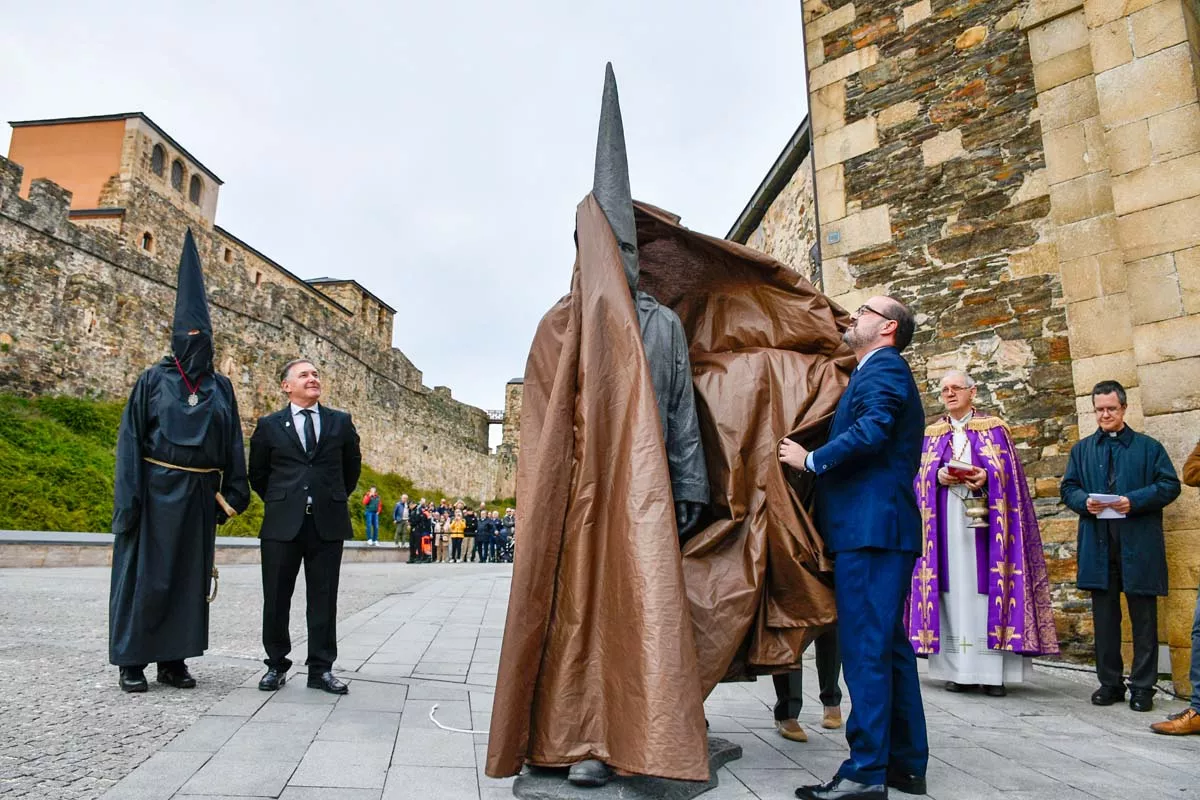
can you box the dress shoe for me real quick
[777,719,809,742]
[1091,685,1125,706]
[944,681,975,693]
[822,706,843,729]
[156,664,196,689]
[119,667,148,693]
[1129,689,1154,712]
[982,684,1006,697]
[258,667,287,691]
[887,770,927,795]
[567,759,613,787]
[795,775,887,800]
[1150,707,1200,735]
[307,671,349,694]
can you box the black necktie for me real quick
[300,409,316,456]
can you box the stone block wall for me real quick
[0,155,515,501]
[744,152,820,282]
[796,0,1200,692]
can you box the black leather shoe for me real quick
[119,667,148,693]
[983,684,1007,697]
[307,671,349,694]
[887,770,927,795]
[568,760,613,787]
[796,776,887,799]
[258,668,287,691]
[1091,685,1125,706]
[157,664,196,689]
[945,681,975,693]
[1130,689,1155,712]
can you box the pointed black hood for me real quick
[592,62,640,295]
[171,228,213,381]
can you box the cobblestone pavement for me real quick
[0,562,489,799]
[91,569,1197,800]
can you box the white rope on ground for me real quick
[428,703,486,734]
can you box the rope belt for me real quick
[142,457,236,604]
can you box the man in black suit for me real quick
[249,358,362,694]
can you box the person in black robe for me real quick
[109,229,251,693]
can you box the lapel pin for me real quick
[285,421,291,428]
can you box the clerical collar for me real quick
[949,410,974,428]
[1097,425,1132,446]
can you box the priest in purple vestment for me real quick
[906,370,1058,696]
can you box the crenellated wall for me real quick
[0,155,515,501]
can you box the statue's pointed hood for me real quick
[171,228,214,380]
[592,62,639,294]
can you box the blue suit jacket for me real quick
[810,347,924,554]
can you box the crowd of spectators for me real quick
[373,493,516,564]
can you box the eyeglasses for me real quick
[940,385,973,395]
[855,304,896,322]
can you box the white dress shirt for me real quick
[290,402,321,450]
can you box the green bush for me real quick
[0,393,514,537]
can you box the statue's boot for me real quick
[567,759,614,787]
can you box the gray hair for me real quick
[941,370,976,389]
[279,358,315,382]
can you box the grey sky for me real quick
[2,1,808,418]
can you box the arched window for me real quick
[150,144,165,176]
[189,175,203,204]
[141,232,154,252]
[170,160,184,191]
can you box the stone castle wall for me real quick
[0,155,516,501]
[789,0,1200,690]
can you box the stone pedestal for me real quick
[511,737,742,800]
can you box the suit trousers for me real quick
[1092,524,1158,690]
[408,526,422,562]
[773,627,843,721]
[834,549,928,786]
[261,514,344,675]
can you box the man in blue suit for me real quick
[780,295,929,800]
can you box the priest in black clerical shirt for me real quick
[248,358,362,694]
[1061,379,1180,713]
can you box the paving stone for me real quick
[391,729,476,768]
[216,721,315,761]
[102,751,210,800]
[204,687,270,717]
[280,788,382,800]
[402,698,471,730]
[177,752,296,796]
[162,716,245,753]
[316,709,401,742]
[289,740,393,789]
[335,680,408,712]
[382,765,479,799]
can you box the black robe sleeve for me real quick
[218,377,251,523]
[112,371,151,535]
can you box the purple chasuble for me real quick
[906,414,1059,657]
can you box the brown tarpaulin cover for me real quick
[485,196,853,781]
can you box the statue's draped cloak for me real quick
[485,198,852,780]
[905,415,1059,657]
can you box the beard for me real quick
[842,324,868,350]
